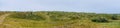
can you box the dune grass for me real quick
[0,11,120,28]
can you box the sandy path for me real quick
[0,14,10,24]
[0,14,12,28]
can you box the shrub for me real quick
[111,15,119,20]
[91,18,109,23]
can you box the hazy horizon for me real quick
[0,0,120,14]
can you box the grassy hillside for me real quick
[0,12,9,16]
[0,11,120,28]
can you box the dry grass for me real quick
[0,11,120,28]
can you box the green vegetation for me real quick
[91,17,109,23]
[111,15,119,20]
[0,11,120,28]
[0,12,9,16]
[9,12,45,21]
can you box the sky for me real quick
[0,0,120,13]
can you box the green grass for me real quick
[3,18,100,28]
[0,11,120,28]
[98,20,120,28]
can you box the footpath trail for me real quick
[0,14,10,24]
[0,14,11,28]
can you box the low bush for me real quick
[91,18,109,23]
[111,15,119,20]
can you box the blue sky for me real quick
[0,0,120,13]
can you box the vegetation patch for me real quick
[111,15,119,20]
[91,17,109,23]
[9,12,45,21]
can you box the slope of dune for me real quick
[0,11,120,28]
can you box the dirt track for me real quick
[0,14,11,28]
[0,14,10,24]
